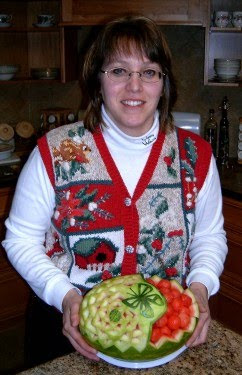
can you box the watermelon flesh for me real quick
[79,274,199,360]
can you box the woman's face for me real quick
[100,51,164,136]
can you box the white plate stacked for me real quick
[214,59,241,82]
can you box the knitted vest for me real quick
[38,122,212,294]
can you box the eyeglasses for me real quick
[100,67,165,83]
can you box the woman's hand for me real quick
[62,289,99,360]
[186,282,211,347]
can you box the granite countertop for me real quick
[17,320,241,375]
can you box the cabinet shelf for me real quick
[210,27,242,33]
[0,78,60,84]
[0,26,59,32]
[207,79,242,87]
[0,1,78,83]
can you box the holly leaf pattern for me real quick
[85,273,102,284]
[155,198,168,218]
[167,166,177,178]
[185,138,197,167]
[171,147,176,161]
[165,254,179,268]
[137,253,147,266]
[181,160,194,177]
[78,126,85,137]
[68,130,76,138]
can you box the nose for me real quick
[125,72,143,92]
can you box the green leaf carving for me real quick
[122,283,165,319]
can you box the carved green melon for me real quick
[79,274,199,360]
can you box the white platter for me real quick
[97,345,187,369]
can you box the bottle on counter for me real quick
[218,96,230,166]
[238,117,242,165]
[204,108,218,157]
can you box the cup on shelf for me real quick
[232,11,242,28]
[0,14,12,27]
[214,11,230,28]
[36,14,55,27]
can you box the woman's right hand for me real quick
[62,289,99,360]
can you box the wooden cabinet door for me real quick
[0,187,30,331]
[210,196,242,334]
[61,0,208,26]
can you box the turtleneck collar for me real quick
[101,105,160,151]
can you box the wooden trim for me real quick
[61,0,73,22]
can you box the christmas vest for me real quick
[38,122,212,294]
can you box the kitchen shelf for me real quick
[0,1,78,83]
[204,0,242,86]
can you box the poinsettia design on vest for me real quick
[181,138,198,210]
[164,147,177,178]
[54,185,113,231]
[53,126,91,180]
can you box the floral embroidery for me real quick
[54,186,113,231]
[53,126,91,180]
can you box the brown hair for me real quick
[82,15,177,133]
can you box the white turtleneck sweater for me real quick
[102,105,159,196]
[2,109,227,312]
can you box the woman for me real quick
[2,15,227,362]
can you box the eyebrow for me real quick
[106,60,161,68]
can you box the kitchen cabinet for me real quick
[0,0,78,83]
[209,195,242,334]
[61,0,208,26]
[204,0,242,87]
[0,186,30,331]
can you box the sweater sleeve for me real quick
[1,147,78,312]
[186,155,228,297]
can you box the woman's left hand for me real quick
[186,282,211,347]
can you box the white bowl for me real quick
[214,59,241,66]
[0,65,19,74]
[0,143,14,160]
[0,72,16,80]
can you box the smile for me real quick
[121,100,144,106]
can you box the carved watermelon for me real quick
[79,274,199,360]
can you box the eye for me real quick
[142,69,156,79]
[111,67,127,76]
